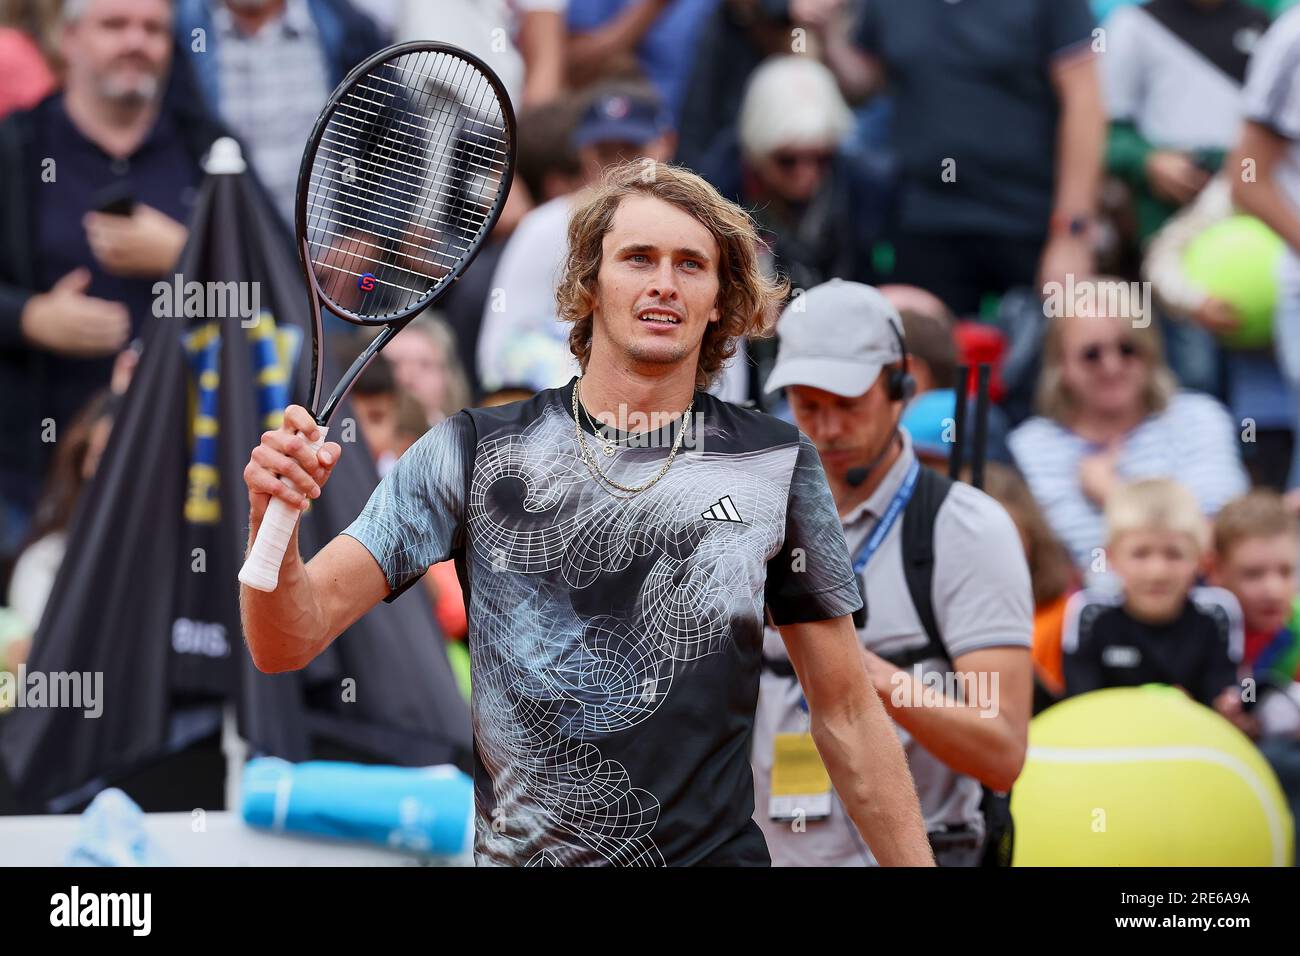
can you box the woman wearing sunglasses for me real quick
[1008,277,1249,579]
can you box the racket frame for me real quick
[238,42,514,592]
[292,40,518,426]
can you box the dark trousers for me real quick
[889,231,1045,318]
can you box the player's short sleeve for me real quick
[1243,9,1300,141]
[764,433,863,626]
[341,411,474,595]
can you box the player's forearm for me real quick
[812,696,934,866]
[239,522,329,673]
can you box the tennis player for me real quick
[240,161,933,867]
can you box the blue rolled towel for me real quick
[241,758,474,857]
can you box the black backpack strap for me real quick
[877,465,1018,867]
[879,467,953,670]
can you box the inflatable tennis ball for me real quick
[1183,215,1283,349]
[1011,685,1293,866]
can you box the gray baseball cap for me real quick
[764,279,904,397]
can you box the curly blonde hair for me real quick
[555,160,788,390]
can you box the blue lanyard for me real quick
[795,460,920,716]
[851,459,920,576]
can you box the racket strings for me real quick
[308,56,488,307]
[307,140,491,258]
[309,53,465,246]
[303,48,512,320]
[314,82,503,229]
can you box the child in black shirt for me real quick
[1063,479,1240,707]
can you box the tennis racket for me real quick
[239,41,516,592]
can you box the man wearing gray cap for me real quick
[753,279,1034,866]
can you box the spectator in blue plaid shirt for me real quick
[173,0,385,229]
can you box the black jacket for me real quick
[0,88,228,508]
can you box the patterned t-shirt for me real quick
[342,376,862,866]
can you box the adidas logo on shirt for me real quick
[702,495,743,524]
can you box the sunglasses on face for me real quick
[1078,340,1140,365]
[771,149,833,172]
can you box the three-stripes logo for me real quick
[701,495,743,524]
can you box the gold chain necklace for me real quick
[572,377,694,496]
[578,393,631,456]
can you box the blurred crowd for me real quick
[3,0,1300,862]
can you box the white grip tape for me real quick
[238,428,328,592]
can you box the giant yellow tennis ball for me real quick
[1011,685,1293,866]
[1183,215,1283,349]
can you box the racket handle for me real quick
[238,429,328,592]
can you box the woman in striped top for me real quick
[1009,279,1249,576]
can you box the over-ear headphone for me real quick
[845,318,914,489]
[884,316,916,403]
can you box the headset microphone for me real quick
[844,429,901,487]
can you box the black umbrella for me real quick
[0,141,471,811]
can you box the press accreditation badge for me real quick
[768,732,832,822]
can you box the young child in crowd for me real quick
[1211,491,1300,684]
[1209,490,1300,738]
[1210,490,1300,863]
[1062,478,1240,708]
